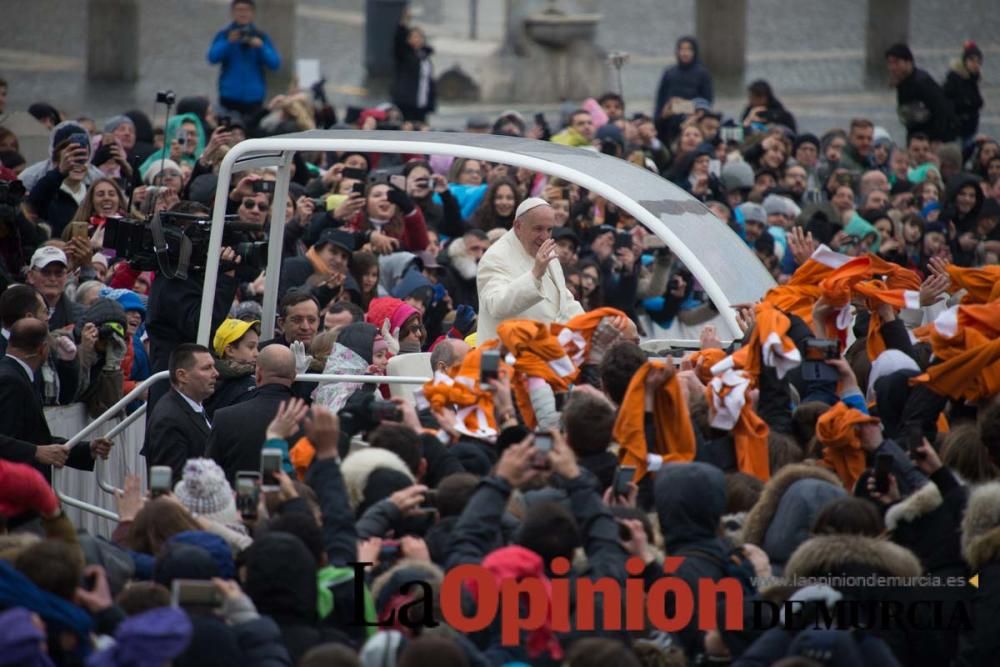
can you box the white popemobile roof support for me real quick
[203,130,776,345]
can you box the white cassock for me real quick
[476,228,584,344]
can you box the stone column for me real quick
[365,0,408,96]
[865,0,910,85]
[258,0,297,97]
[695,0,747,96]
[86,0,139,82]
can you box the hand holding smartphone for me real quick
[480,350,500,390]
[873,453,893,494]
[260,449,282,492]
[236,471,261,521]
[614,465,636,498]
[150,465,172,498]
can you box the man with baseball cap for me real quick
[25,246,82,331]
[476,197,583,343]
[279,228,354,309]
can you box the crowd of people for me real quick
[0,0,999,665]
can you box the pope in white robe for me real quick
[476,198,585,344]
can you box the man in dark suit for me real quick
[0,319,112,480]
[0,282,79,406]
[207,343,299,482]
[141,342,219,483]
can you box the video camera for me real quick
[102,211,268,279]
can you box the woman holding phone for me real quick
[346,175,430,254]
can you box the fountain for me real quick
[476,0,609,104]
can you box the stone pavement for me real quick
[1,0,998,161]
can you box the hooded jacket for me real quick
[647,462,732,657]
[139,113,207,178]
[243,532,339,665]
[378,252,421,296]
[943,59,983,139]
[740,464,846,573]
[653,36,715,117]
[941,173,985,244]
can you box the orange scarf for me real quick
[719,302,800,380]
[911,302,1000,401]
[687,348,727,385]
[815,402,876,490]
[707,369,770,481]
[853,279,923,360]
[290,436,316,480]
[551,307,629,366]
[612,361,696,480]
[762,247,848,325]
[817,255,921,344]
[912,337,1000,401]
[305,245,333,277]
[945,264,1000,304]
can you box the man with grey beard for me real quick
[439,229,490,311]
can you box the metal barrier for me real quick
[94,404,147,496]
[53,370,432,526]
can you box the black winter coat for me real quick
[653,37,714,117]
[896,67,958,142]
[391,25,436,117]
[943,62,983,139]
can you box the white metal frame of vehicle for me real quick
[201,130,775,347]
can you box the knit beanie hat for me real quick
[963,40,983,61]
[143,159,182,186]
[173,459,240,526]
[373,334,389,357]
[103,115,136,134]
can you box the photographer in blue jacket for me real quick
[207,0,281,117]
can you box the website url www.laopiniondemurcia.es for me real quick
[750,574,970,589]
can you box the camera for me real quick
[370,400,403,423]
[102,211,268,278]
[97,321,125,342]
[252,180,276,195]
[156,90,176,106]
[238,24,257,45]
[606,51,630,68]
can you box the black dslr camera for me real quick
[103,212,268,279]
[238,24,258,46]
